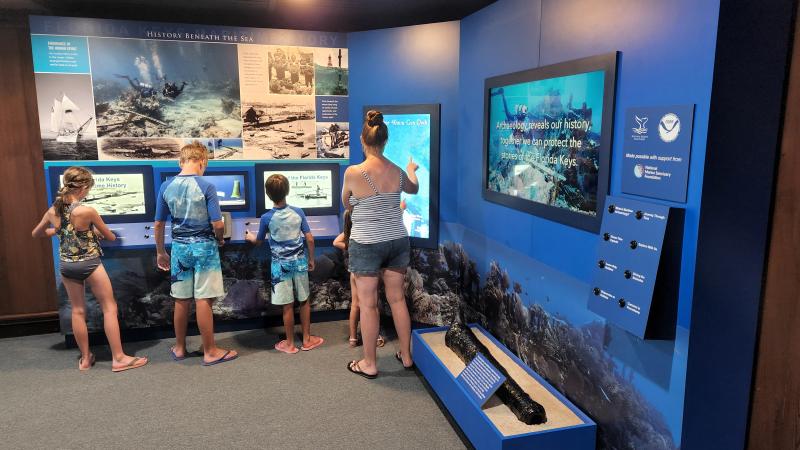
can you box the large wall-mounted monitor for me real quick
[160,170,250,212]
[255,163,340,216]
[483,52,618,233]
[47,165,156,224]
[363,104,440,249]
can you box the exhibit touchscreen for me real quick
[262,170,333,209]
[60,173,146,216]
[487,71,605,217]
[382,114,432,240]
[165,174,246,207]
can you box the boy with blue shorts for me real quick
[154,142,238,366]
[245,174,324,354]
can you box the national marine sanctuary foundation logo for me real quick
[658,113,681,143]
[631,115,648,141]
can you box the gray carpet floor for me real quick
[0,320,466,449]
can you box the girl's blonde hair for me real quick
[53,166,94,212]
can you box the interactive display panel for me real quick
[160,170,250,211]
[483,53,618,232]
[47,165,155,224]
[364,104,440,248]
[255,163,340,216]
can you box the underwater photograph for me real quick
[89,37,242,139]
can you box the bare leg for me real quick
[196,298,237,363]
[173,299,191,358]
[282,303,297,351]
[62,276,92,369]
[299,299,322,348]
[86,265,147,369]
[348,273,360,344]
[355,275,380,375]
[383,268,412,367]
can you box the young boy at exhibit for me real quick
[333,210,385,348]
[245,174,324,354]
[32,166,149,372]
[154,142,238,366]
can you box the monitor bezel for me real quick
[362,103,441,249]
[47,164,156,224]
[254,162,341,217]
[159,169,251,212]
[482,52,618,233]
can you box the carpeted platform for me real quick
[0,320,466,449]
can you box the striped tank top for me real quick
[348,168,408,244]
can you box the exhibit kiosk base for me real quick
[412,325,596,450]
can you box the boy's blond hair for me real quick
[179,141,209,164]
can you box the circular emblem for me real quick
[658,113,680,142]
[634,164,644,178]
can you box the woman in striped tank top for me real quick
[343,110,419,379]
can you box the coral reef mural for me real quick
[56,240,677,449]
[405,243,677,450]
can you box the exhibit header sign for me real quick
[29,15,350,163]
[621,105,695,202]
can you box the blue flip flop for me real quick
[201,350,238,366]
[170,347,186,361]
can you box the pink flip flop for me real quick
[275,340,299,354]
[301,336,325,351]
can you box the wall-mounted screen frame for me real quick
[47,164,156,224]
[255,163,341,216]
[363,104,440,249]
[482,52,618,233]
[160,169,251,212]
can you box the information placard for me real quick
[456,353,507,407]
[621,105,694,202]
[588,195,678,338]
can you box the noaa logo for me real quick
[658,113,680,142]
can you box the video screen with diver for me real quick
[262,170,334,210]
[484,54,616,231]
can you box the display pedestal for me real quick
[413,325,595,450]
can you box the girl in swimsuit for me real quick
[32,166,148,372]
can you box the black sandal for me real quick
[395,351,415,370]
[347,360,377,379]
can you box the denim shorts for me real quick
[348,237,410,276]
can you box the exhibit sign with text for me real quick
[456,353,507,407]
[29,15,349,162]
[621,105,694,202]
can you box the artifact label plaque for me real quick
[457,352,507,407]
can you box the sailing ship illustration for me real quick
[50,93,93,143]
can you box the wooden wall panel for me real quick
[0,18,58,319]
[746,8,800,450]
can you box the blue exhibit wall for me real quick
[347,21,460,225]
[349,0,722,448]
[455,1,717,447]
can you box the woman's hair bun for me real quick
[366,110,384,127]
